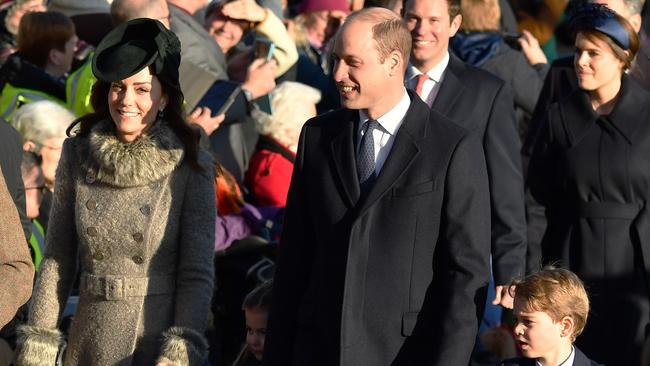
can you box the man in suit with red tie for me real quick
[403,0,527,308]
[263,7,491,366]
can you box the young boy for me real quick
[502,267,603,366]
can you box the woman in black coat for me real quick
[528,4,650,366]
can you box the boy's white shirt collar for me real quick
[535,346,575,366]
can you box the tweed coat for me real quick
[0,165,34,328]
[528,75,650,366]
[15,119,216,366]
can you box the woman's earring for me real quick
[158,109,164,119]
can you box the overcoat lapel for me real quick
[330,109,361,208]
[358,91,426,216]
[431,54,465,116]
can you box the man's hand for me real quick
[518,30,548,66]
[221,0,267,23]
[492,285,515,309]
[242,58,277,99]
[188,106,225,135]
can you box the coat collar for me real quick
[78,118,184,187]
[561,74,650,146]
[430,53,466,116]
[329,90,428,210]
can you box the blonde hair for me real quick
[460,0,501,32]
[251,81,321,147]
[11,100,75,152]
[511,267,590,341]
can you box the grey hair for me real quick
[11,101,75,152]
[251,81,321,146]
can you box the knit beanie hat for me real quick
[299,0,349,14]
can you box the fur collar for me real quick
[79,118,184,187]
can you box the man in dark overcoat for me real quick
[263,7,491,366]
[403,0,527,307]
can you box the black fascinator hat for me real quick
[92,18,181,88]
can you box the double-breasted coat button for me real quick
[132,232,144,242]
[151,181,161,189]
[85,171,96,184]
[132,255,144,264]
[140,205,151,216]
[86,227,98,236]
[86,199,98,210]
[93,251,104,260]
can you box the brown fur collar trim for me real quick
[79,118,184,187]
[157,326,208,366]
[15,325,63,366]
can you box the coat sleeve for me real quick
[158,152,216,366]
[262,124,316,366]
[254,9,299,77]
[483,82,527,286]
[16,139,79,366]
[394,132,491,365]
[0,165,34,328]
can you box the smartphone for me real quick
[252,38,276,62]
[251,38,275,115]
[196,81,242,117]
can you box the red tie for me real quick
[415,74,428,97]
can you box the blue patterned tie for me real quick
[357,119,379,191]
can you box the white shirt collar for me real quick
[405,51,450,83]
[535,346,575,366]
[358,88,410,136]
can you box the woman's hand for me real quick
[221,0,267,23]
[518,30,548,66]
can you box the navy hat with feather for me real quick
[92,18,181,88]
[569,2,630,50]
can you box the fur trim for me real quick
[79,118,184,187]
[14,325,63,366]
[157,326,208,366]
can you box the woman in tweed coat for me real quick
[15,19,216,366]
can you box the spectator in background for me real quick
[204,0,298,78]
[451,0,549,139]
[11,100,75,229]
[245,81,320,208]
[20,151,44,271]
[0,0,46,64]
[0,11,77,121]
[364,0,403,13]
[0,164,34,329]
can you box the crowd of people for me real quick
[1,0,650,365]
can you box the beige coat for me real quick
[16,119,216,366]
[0,165,34,328]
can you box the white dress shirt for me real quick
[357,89,411,175]
[405,51,450,107]
[535,346,575,366]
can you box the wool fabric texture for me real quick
[16,119,216,366]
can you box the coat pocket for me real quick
[401,311,419,336]
[393,180,437,197]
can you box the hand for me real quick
[518,30,548,66]
[221,0,266,23]
[242,58,277,99]
[492,285,515,309]
[188,107,225,135]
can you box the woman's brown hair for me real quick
[17,11,75,68]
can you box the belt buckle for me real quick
[103,277,125,301]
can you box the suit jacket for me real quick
[263,90,491,366]
[431,54,526,285]
[501,347,604,366]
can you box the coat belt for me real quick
[81,273,176,301]
[575,201,644,219]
